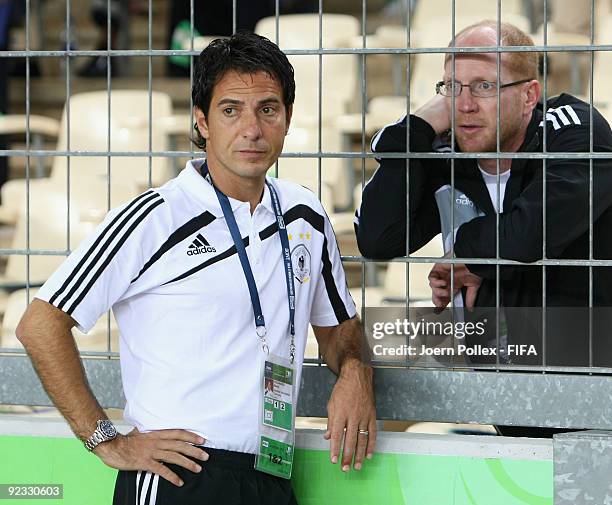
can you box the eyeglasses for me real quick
[435,78,533,98]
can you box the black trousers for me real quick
[113,448,298,505]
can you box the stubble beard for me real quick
[456,118,518,154]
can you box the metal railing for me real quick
[1,0,610,431]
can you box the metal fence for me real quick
[1,0,611,431]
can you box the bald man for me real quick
[355,20,612,416]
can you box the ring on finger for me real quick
[358,429,369,436]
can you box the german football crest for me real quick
[291,244,311,284]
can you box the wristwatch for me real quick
[84,420,118,451]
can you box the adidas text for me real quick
[455,195,474,207]
[188,233,216,255]
[187,246,217,255]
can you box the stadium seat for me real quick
[0,91,181,324]
[277,123,353,213]
[361,13,531,115]
[334,95,410,138]
[411,0,525,31]
[350,234,444,312]
[593,15,612,122]
[0,188,127,293]
[0,90,177,225]
[0,288,120,352]
[255,14,360,125]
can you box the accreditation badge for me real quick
[255,354,296,479]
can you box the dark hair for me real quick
[191,31,295,150]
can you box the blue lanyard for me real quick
[201,163,296,361]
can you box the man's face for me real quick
[195,70,292,181]
[443,55,527,153]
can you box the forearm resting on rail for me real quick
[313,317,371,375]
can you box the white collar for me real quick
[179,158,275,218]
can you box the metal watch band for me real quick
[84,431,104,451]
[84,420,117,452]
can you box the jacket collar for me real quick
[500,106,543,211]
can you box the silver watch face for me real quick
[98,420,117,439]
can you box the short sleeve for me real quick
[309,208,357,327]
[35,190,167,332]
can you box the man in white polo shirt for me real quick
[16,32,376,504]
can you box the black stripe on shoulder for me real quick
[66,198,164,315]
[162,236,250,286]
[270,203,351,323]
[57,192,163,310]
[161,203,325,286]
[259,204,325,241]
[320,236,350,323]
[318,204,352,323]
[49,190,158,306]
[131,211,216,283]
[276,204,350,324]
[266,203,351,322]
[162,204,324,286]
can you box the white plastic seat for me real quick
[256,14,360,125]
[592,15,612,122]
[1,288,119,352]
[255,13,360,49]
[411,0,525,32]
[0,90,175,224]
[0,189,114,292]
[351,234,444,311]
[51,90,173,186]
[0,91,177,343]
[334,95,411,138]
[278,123,352,212]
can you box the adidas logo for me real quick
[187,233,217,255]
[455,194,475,208]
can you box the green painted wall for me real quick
[0,436,116,504]
[293,450,553,504]
[0,436,552,504]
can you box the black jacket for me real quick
[355,94,612,366]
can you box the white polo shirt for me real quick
[36,158,356,454]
